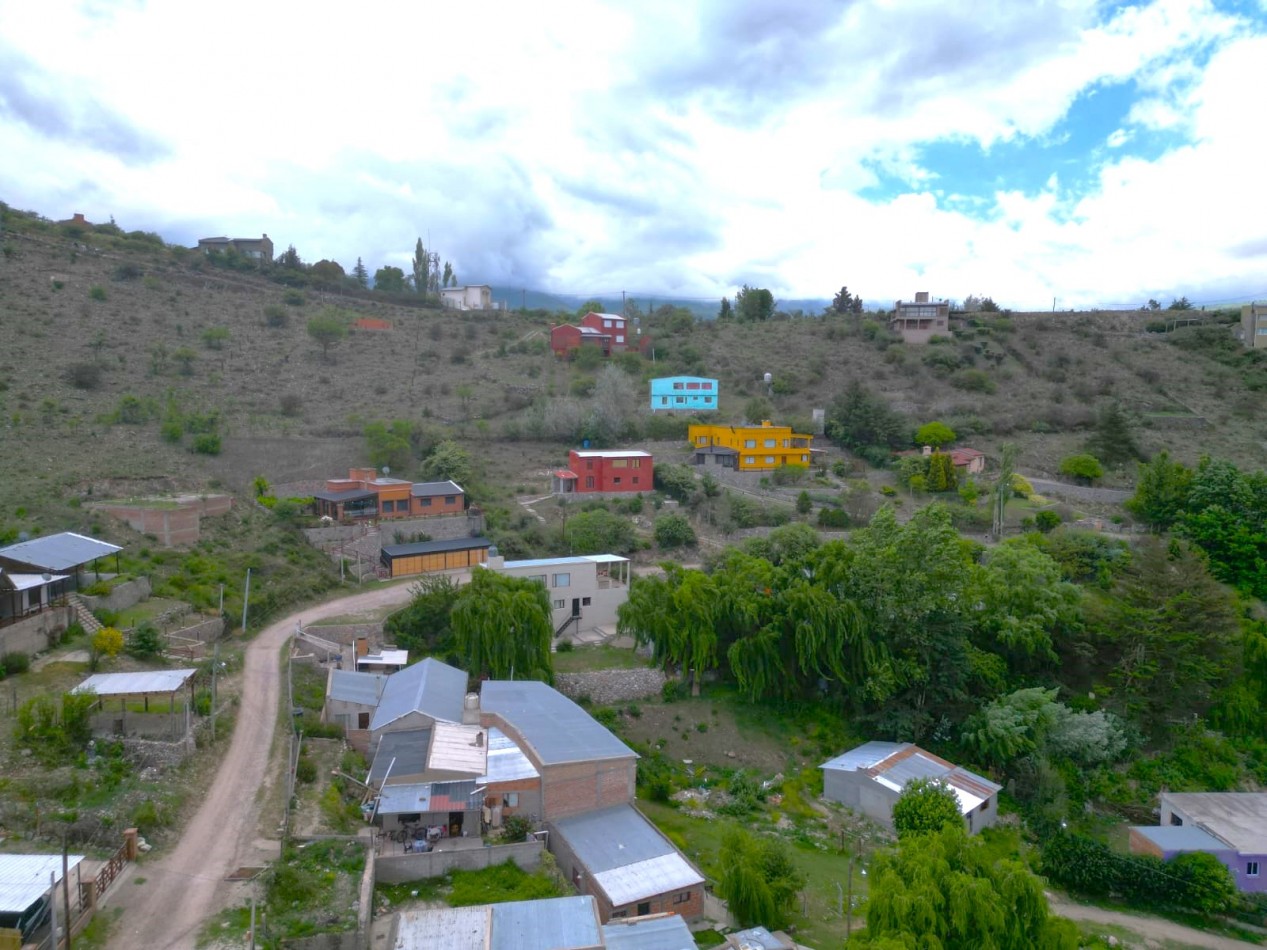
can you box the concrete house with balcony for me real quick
[1130,792,1267,892]
[891,291,950,343]
[821,741,1001,834]
[552,450,653,495]
[483,553,631,639]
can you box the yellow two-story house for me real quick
[688,420,813,471]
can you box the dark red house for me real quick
[551,450,653,494]
[550,312,633,358]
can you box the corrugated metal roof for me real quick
[480,681,635,766]
[0,854,84,913]
[820,741,907,773]
[427,722,487,775]
[0,532,121,571]
[369,729,431,783]
[0,572,68,592]
[410,480,464,496]
[552,805,704,906]
[882,752,948,787]
[381,537,492,560]
[498,554,628,570]
[490,895,602,950]
[571,450,653,459]
[723,926,795,950]
[480,728,539,784]
[1132,825,1229,853]
[1163,792,1267,852]
[328,669,386,706]
[601,914,696,950]
[391,905,489,950]
[312,488,377,503]
[594,854,704,908]
[358,650,408,668]
[376,780,480,816]
[369,657,468,732]
[73,669,197,696]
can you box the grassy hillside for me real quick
[1,202,1260,543]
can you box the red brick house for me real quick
[551,312,635,358]
[312,469,466,521]
[552,450,653,494]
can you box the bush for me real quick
[1059,454,1103,483]
[88,286,107,301]
[66,362,103,390]
[556,639,574,653]
[295,755,318,784]
[1035,510,1062,533]
[0,651,30,677]
[654,513,696,549]
[192,434,222,455]
[264,304,288,328]
[127,622,163,658]
[951,369,996,393]
[283,290,305,306]
[817,507,850,528]
[112,263,143,281]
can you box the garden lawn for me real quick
[553,644,650,673]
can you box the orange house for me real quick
[313,469,466,521]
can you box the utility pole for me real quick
[241,568,251,632]
[621,290,626,316]
[62,840,72,950]
[48,871,57,950]
[211,641,219,743]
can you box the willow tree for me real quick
[618,566,720,694]
[993,443,1017,537]
[451,568,553,682]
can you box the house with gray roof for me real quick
[0,531,121,580]
[1130,792,1267,893]
[820,741,1001,834]
[550,804,705,922]
[367,657,468,757]
[479,680,637,820]
[322,668,387,749]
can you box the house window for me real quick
[632,477,639,485]
[613,477,621,485]
[744,439,756,448]
[661,397,669,405]
[582,597,591,606]
[611,459,628,468]
[421,497,432,507]
[358,712,370,729]
[603,319,613,328]
[704,396,713,403]
[553,573,571,587]
[687,382,700,390]
[616,335,624,342]
[1171,814,1184,826]
[745,456,755,465]
[504,792,519,807]
[703,382,713,389]
[585,476,595,489]
[610,911,628,919]
[528,575,547,586]
[587,460,595,469]
[673,382,684,390]
[676,396,686,403]
[445,495,456,504]
[1249,862,1260,877]
[554,599,565,609]
[764,439,776,448]
[631,459,640,468]
[382,500,394,512]
[673,892,691,905]
[980,798,990,811]
[637,902,651,916]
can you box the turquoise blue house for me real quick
[650,376,718,412]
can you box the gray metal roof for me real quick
[602,913,695,949]
[551,805,703,907]
[328,669,386,706]
[480,727,540,784]
[0,572,68,592]
[0,532,121,571]
[490,895,602,950]
[1132,825,1229,853]
[391,906,489,950]
[0,854,84,913]
[312,488,377,503]
[369,729,431,783]
[820,741,907,773]
[1163,792,1267,852]
[368,657,468,731]
[480,681,636,766]
[376,780,480,816]
[73,669,197,696]
[410,480,464,497]
[381,537,492,560]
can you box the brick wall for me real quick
[375,840,543,884]
[541,759,636,820]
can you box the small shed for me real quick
[72,669,198,739]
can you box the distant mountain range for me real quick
[486,287,836,320]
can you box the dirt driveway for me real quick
[1050,897,1263,948]
[102,581,418,950]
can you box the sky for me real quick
[1,0,1265,310]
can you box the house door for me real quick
[448,811,464,837]
[571,598,581,618]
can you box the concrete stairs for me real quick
[69,593,104,635]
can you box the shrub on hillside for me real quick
[192,434,222,456]
[654,513,696,549]
[951,369,996,393]
[66,362,103,390]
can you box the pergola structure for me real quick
[72,670,199,738]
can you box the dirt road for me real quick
[103,582,417,950]
[1050,897,1263,948]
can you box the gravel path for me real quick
[103,582,417,950]
[1050,897,1263,948]
[1024,475,1134,505]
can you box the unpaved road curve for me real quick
[104,582,418,950]
[1050,897,1263,948]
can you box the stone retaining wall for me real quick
[80,576,152,613]
[0,605,75,657]
[555,668,667,704]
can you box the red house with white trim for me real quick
[550,312,631,358]
[551,450,653,494]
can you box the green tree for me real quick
[619,567,720,695]
[735,284,775,322]
[795,490,812,516]
[373,265,406,292]
[1059,453,1103,483]
[565,509,636,555]
[452,569,553,681]
[364,420,416,473]
[422,440,474,486]
[1169,851,1238,915]
[1034,510,1061,533]
[1085,403,1142,466]
[412,238,428,294]
[826,381,908,454]
[866,825,1078,949]
[1126,451,1193,529]
[307,309,349,360]
[915,420,956,447]
[993,443,1017,537]
[90,626,124,670]
[576,300,605,318]
[310,259,345,286]
[442,261,454,287]
[127,622,163,658]
[891,778,963,838]
[971,539,1080,669]
[718,830,805,930]
[173,347,197,375]
[926,451,958,492]
[384,574,462,657]
[201,325,230,350]
[353,257,369,287]
[718,296,733,320]
[654,513,696,549]
[831,285,864,316]
[1168,296,1194,310]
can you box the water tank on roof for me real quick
[763,372,772,384]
